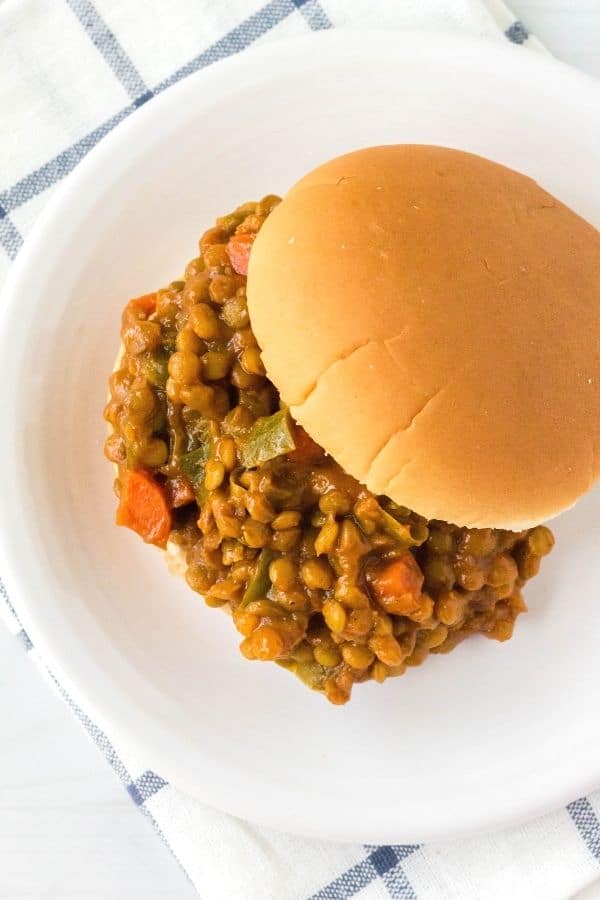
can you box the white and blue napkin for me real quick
[1,2,599,898]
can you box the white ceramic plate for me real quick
[1,30,600,845]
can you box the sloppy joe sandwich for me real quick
[104,145,600,703]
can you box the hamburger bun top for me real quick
[247,145,600,529]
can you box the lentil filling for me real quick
[104,196,554,704]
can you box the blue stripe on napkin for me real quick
[66,0,149,99]
[0,208,23,260]
[505,20,529,44]
[568,798,600,861]
[309,844,420,899]
[292,0,332,30]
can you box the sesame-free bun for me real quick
[247,145,600,529]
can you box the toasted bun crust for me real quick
[247,145,600,528]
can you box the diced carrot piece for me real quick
[126,293,157,316]
[370,554,424,615]
[116,469,171,548]
[227,232,256,276]
[287,425,325,464]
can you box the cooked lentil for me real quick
[104,197,555,704]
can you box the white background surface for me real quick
[1,5,599,899]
